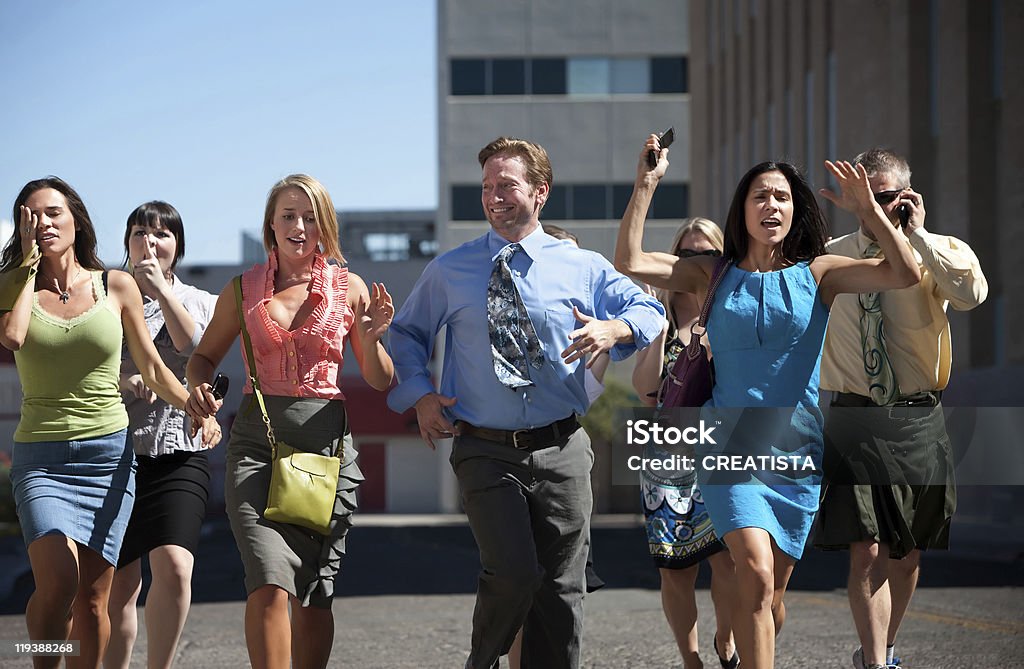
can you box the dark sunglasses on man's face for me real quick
[676,249,722,258]
[873,188,907,205]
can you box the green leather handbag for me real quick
[261,413,340,536]
[234,277,341,536]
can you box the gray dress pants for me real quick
[452,427,593,669]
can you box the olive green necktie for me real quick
[859,242,900,405]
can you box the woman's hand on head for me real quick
[18,206,39,260]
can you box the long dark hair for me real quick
[1,177,104,272]
[123,201,186,269]
[722,161,828,264]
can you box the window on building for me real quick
[571,184,608,219]
[610,58,650,94]
[651,57,688,93]
[651,184,688,219]
[415,239,440,257]
[451,185,481,221]
[492,58,526,95]
[568,57,610,95]
[452,182,687,220]
[544,184,569,220]
[612,185,634,219]
[531,58,567,94]
[452,56,686,97]
[364,233,411,261]
[451,59,486,95]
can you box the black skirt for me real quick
[117,450,211,568]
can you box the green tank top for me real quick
[14,271,129,442]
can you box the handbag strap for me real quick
[692,257,732,335]
[232,275,344,461]
[234,276,279,455]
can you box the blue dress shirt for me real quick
[387,227,665,430]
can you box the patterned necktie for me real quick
[859,242,901,405]
[487,243,545,388]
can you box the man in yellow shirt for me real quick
[814,148,988,669]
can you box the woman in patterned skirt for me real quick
[632,218,738,669]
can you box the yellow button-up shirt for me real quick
[820,227,988,395]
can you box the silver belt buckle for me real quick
[512,429,530,449]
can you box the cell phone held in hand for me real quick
[211,373,230,401]
[647,127,676,168]
[897,204,911,228]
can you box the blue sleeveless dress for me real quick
[697,261,829,559]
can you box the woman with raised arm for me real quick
[615,137,919,669]
[105,201,221,669]
[0,178,217,669]
[185,174,394,669]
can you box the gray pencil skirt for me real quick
[225,395,363,608]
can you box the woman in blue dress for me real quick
[615,135,920,669]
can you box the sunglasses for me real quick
[873,188,907,205]
[676,249,722,258]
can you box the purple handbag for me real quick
[657,258,731,408]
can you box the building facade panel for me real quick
[690,0,1019,383]
[444,0,529,55]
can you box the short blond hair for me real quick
[478,137,553,193]
[659,217,724,332]
[262,174,344,264]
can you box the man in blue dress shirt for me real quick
[388,137,664,668]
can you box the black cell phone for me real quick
[647,127,676,168]
[211,373,230,400]
[897,204,910,228]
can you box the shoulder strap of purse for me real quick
[234,275,278,450]
[695,257,732,329]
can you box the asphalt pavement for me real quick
[0,515,1021,667]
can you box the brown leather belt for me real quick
[455,415,580,451]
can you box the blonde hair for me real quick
[659,217,724,332]
[262,174,344,264]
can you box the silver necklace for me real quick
[51,266,84,304]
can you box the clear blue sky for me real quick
[0,1,437,265]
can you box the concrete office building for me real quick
[689,0,1022,389]
[438,0,693,260]
[689,0,1023,540]
[437,0,695,512]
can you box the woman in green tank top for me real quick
[0,177,221,669]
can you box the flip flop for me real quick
[714,634,739,669]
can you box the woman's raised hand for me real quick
[363,282,394,342]
[637,133,669,182]
[819,160,877,216]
